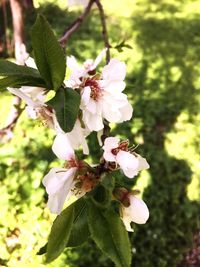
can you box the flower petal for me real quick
[103,137,120,150]
[102,59,126,82]
[82,110,104,131]
[92,48,107,69]
[52,133,75,160]
[67,120,89,155]
[119,102,133,122]
[129,196,149,224]
[43,167,77,214]
[137,155,150,171]
[102,81,126,94]
[97,129,103,146]
[103,151,116,162]
[7,87,38,107]
[116,151,139,178]
[102,99,122,123]
[81,86,91,107]
[25,106,37,119]
[121,206,134,232]
[25,57,37,69]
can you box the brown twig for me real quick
[0,97,24,142]
[0,0,27,142]
[94,0,111,143]
[59,0,95,46]
[59,0,111,143]
[94,0,110,64]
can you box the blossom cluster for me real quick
[8,51,150,232]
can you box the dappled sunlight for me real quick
[0,0,200,266]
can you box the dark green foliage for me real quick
[0,59,40,77]
[62,1,200,266]
[46,203,74,263]
[31,14,66,90]
[47,87,80,132]
[87,200,131,267]
[67,198,90,247]
[0,59,46,88]
[0,1,200,266]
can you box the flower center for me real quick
[37,106,54,128]
[85,78,102,101]
[111,140,129,155]
[68,158,79,168]
[78,173,99,192]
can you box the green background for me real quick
[0,0,199,266]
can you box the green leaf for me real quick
[31,14,66,90]
[91,185,111,208]
[0,60,42,77]
[67,198,90,247]
[101,173,115,191]
[114,40,132,53]
[0,60,46,89]
[38,199,89,255]
[87,201,132,267]
[46,204,74,263]
[37,243,47,255]
[47,87,80,132]
[90,174,115,208]
[0,75,46,89]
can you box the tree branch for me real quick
[0,97,24,142]
[94,0,111,143]
[94,0,110,64]
[59,0,95,46]
[0,0,27,142]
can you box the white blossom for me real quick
[66,49,106,88]
[66,119,89,155]
[42,167,78,214]
[25,56,37,69]
[52,119,89,156]
[44,131,89,214]
[8,89,89,154]
[7,87,62,134]
[52,131,75,160]
[121,196,149,232]
[7,56,47,119]
[66,56,133,131]
[103,137,149,178]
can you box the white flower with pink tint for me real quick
[43,133,86,214]
[7,87,62,133]
[66,49,106,88]
[103,137,149,178]
[81,59,133,131]
[66,51,133,131]
[52,119,89,155]
[43,166,78,214]
[7,57,52,123]
[121,195,149,232]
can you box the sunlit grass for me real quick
[165,112,200,200]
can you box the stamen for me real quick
[68,158,79,168]
[37,106,54,129]
[78,173,99,192]
[111,140,129,155]
[85,78,102,101]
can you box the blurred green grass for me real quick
[0,0,200,266]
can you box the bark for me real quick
[10,0,28,64]
[0,0,28,142]
[0,0,8,56]
[22,0,34,10]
